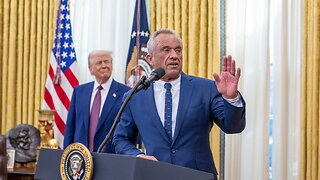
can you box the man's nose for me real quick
[169,49,179,58]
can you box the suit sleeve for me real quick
[210,83,246,134]
[112,102,142,156]
[63,89,77,148]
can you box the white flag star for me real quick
[65,23,70,30]
[57,33,62,39]
[60,5,65,11]
[60,61,67,68]
[69,52,75,59]
[61,52,68,59]
[63,42,69,49]
[131,31,136,38]
[64,33,70,39]
[55,52,60,58]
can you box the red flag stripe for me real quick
[47,65,71,110]
[44,88,66,136]
[64,68,79,88]
[44,88,55,110]
[54,112,66,136]
[48,63,55,80]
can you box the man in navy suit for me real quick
[64,50,130,153]
[113,29,246,178]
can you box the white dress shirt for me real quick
[90,78,112,116]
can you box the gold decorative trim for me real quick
[60,143,93,180]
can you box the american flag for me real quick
[42,0,79,148]
[125,0,152,87]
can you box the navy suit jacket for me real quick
[64,79,130,153]
[113,73,246,174]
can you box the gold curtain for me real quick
[0,0,58,134]
[150,0,221,173]
[300,0,320,180]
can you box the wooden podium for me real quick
[35,148,215,180]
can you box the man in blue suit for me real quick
[113,29,246,178]
[64,50,130,153]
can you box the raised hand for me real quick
[213,55,241,99]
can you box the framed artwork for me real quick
[7,149,15,169]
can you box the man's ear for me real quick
[88,64,93,75]
[145,54,153,66]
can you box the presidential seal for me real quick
[60,143,93,180]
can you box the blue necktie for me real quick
[164,83,172,141]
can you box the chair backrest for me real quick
[0,135,7,180]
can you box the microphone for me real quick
[136,68,165,91]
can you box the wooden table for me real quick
[7,167,35,180]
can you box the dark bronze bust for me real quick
[6,124,40,163]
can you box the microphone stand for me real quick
[97,75,147,153]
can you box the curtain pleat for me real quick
[301,0,320,179]
[174,0,181,32]
[188,0,200,75]
[181,0,189,72]
[22,0,32,125]
[8,0,18,128]
[16,0,24,125]
[198,0,208,78]
[41,0,49,107]
[27,0,37,125]
[0,0,3,131]
[1,0,8,131]
[150,0,221,174]
[0,0,58,134]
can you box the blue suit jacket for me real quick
[113,73,246,174]
[64,79,130,153]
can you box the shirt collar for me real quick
[154,75,181,91]
[93,78,112,91]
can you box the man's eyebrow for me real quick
[160,46,170,49]
[161,45,182,49]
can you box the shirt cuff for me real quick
[223,93,243,107]
[136,153,145,157]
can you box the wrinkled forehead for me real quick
[154,34,182,48]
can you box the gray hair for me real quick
[147,29,183,54]
[88,50,113,66]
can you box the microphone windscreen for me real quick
[153,68,165,80]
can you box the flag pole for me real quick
[54,0,63,85]
[134,0,141,85]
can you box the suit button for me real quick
[171,149,176,154]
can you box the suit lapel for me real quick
[96,80,118,133]
[83,82,94,135]
[172,74,193,145]
[146,84,172,144]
